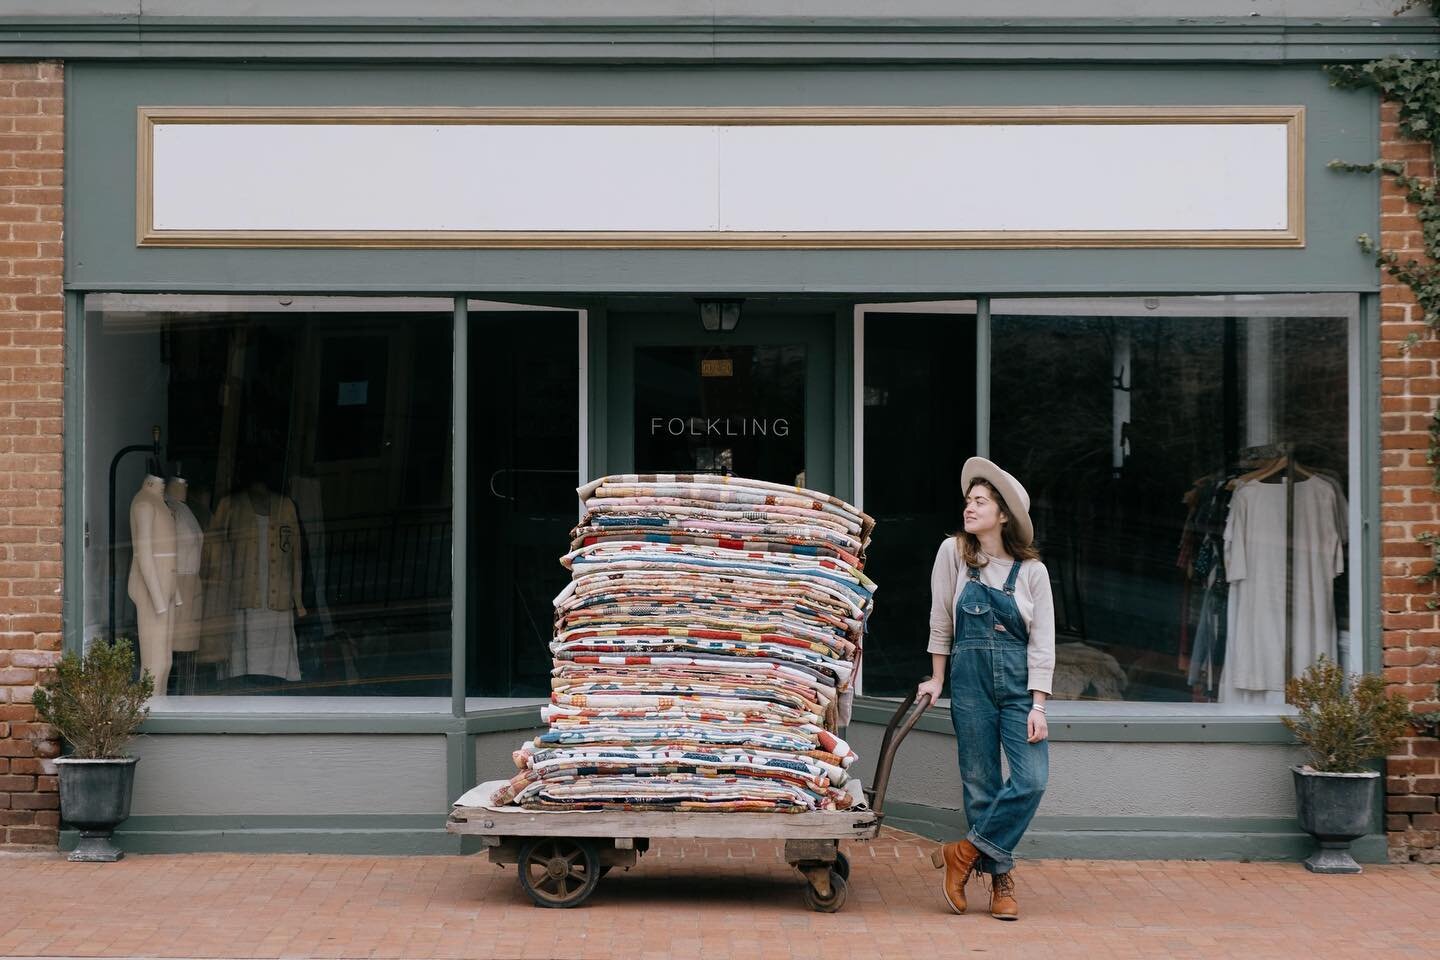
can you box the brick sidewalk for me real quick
[2,828,1437,960]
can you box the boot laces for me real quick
[991,872,1016,898]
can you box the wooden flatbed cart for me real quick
[447,690,931,911]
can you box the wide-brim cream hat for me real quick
[961,457,1034,546]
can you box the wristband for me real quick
[1030,704,1046,714]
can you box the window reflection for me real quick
[85,296,453,697]
[990,298,1352,703]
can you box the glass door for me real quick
[607,309,836,491]
[467,307,582,698]
[855,304,978,697]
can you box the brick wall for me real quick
[1379,98,1440,864]
[0,61,63,850]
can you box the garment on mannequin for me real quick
[128,474,182,696]
[166,477,204,694]
[203,480,306,683]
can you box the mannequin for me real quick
[205,476,306,685]
[128,474,182,695]
[165,476,204,695]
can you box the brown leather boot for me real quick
[989,871,1018,920]
[929,838,981,914]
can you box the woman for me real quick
[917,457,1055,921]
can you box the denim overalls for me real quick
[948,559,1049,875]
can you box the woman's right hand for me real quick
[915,677,944,705]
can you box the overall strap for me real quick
[1002,557,1023,595]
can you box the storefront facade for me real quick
[2,3,1438,862]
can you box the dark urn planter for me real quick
[1292,765,1378,875]
[54,757,139,862]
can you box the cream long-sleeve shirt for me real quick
[927,537,1057,695]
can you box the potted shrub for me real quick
[1283,656,1411,874]
[33,637,154,862]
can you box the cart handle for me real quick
[865,682,933,818]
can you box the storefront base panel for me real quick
[56,722,1358,860]
[881,801,1387,863]
[126,734,450,817]
[847,725,1314,819]
[58,810,1385,862]
[473,727,543,784]
[60,815,461,856]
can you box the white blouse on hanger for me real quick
[1220,476,1344,702]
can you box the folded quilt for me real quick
[583,497,868,537]
[491,474,874,814]
[562,541,875,598]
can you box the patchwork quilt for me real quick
[495,474,875,813]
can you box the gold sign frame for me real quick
[136,105,1305,250]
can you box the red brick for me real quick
[1386,793,1430,814]
[0,739,33,758]
[8,790,55,811]
[8,757,44,775]
[1385,648,1430,667]
[1388,757,1439,777]
[5,827,56,845]
[0,62,61,853]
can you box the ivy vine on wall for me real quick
[1327,52,1440,610]
[1330,6,1440,728]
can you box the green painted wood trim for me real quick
[132,698,1294,742]
[880,799,1387,862]
[1361,292,1382,680]
[61,816,461,855]
[850,696,1300,744]
[975,295,991,459]
[62,290,85,658]
[832,307,854,505]
[445,731,474,811]
[137,714,465,734]
[67,808,1386,861]
[108,813,444,831]
[586,306,609,483]
[132,703,547,735]
[464,704,544,734]
[62,282,1389,297]
[3,17,1438,63]
[1360,294,1386,842]
[451,297,467,718]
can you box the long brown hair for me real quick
[955,478,1040,569]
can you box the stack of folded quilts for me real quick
[493,473,876,813]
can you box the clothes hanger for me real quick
[1232,454,1313,487]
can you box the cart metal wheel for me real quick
[803,870,848,913]
[833,850,851,883]
[516,838,601,908]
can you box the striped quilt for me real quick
[493,474,874,813]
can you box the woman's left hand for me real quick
[1027,707,1049,743]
